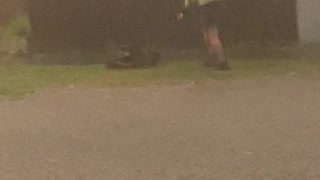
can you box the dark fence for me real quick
[28,0,184,52]
[225,0,298,43]
[27,0,298,52]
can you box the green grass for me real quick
[1,56,320,99]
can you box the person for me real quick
[178,0,230,70]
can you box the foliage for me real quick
[4,16,30,39]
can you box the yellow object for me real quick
[177,13,184,20]
[185,0,220,7]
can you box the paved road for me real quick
[1,77,320,179]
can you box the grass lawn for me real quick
[1,45,320,98]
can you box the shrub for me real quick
[4,16,30,39]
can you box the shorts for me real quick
[199,1,224,29]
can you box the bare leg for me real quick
[202,27,229,70]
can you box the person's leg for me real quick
[202,26,229,70]
[200,2,230,70]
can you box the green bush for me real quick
[4,16,31,39]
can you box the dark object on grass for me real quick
[106,46,160,69]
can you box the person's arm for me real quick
[176,0,197,20]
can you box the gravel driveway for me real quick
[1,77,320,180]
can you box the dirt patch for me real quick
[1,77,320,179]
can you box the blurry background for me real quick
[1,0,320,64]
